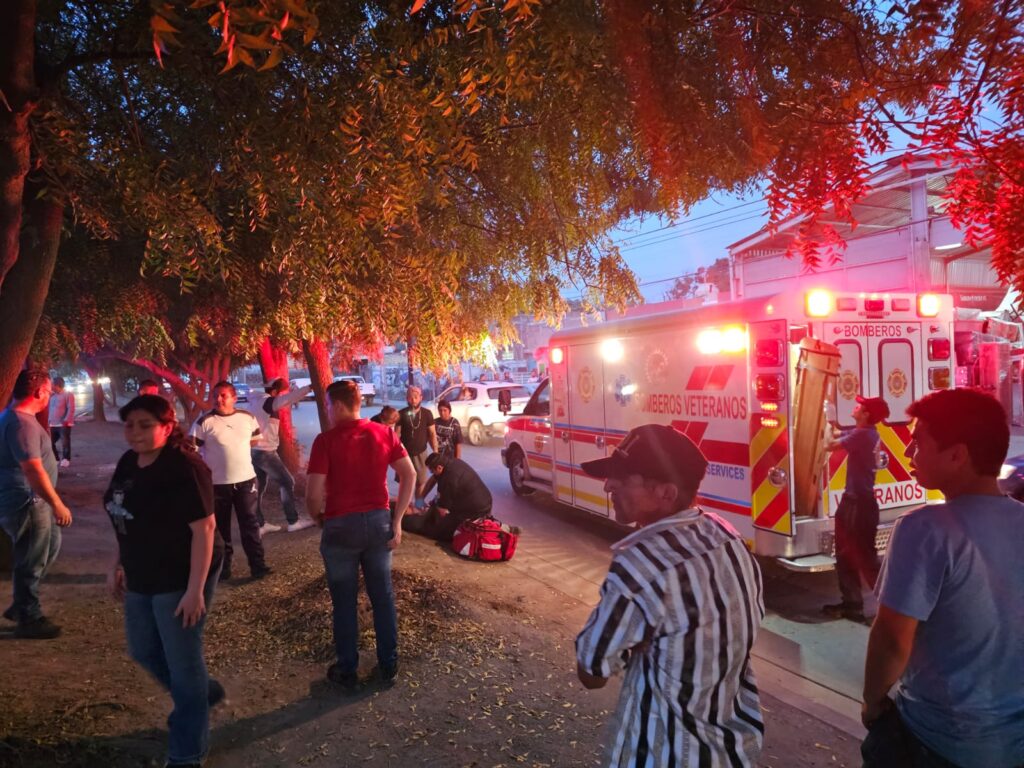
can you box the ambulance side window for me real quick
[835,340,863,428]
[878,340,915,425]
[524,380,550,417]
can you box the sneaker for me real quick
[822,602,866,622]
[14,616,62,639]
[327,664,360,692]
[376,662,399,684]
[59,459,70,468]
[258,522,282,537]
[250,566,273,580]
[208,678,226,708]
[286,519,314,533]
[2,605,16,622]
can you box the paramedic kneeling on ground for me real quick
[575,424,765,768]
[404,453,491,542]
[861,389,1024,768]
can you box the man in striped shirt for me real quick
[575,424,765,768]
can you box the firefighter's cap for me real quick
[581,424,708,489]
[856,395,890,424]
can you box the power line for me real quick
[612,198,766,247]
[619,212,768,253]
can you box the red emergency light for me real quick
[755,374,785,402]
[755,339,784,367]
[928,338,951,361]
[549,347,564,365]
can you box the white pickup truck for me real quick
[290,375,376,406]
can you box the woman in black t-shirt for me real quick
[105,395,224,768]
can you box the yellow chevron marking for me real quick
[772,511,792,533]
[750,415,787,464]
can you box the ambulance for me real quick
[501,289,955,571]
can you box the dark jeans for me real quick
[402,503,488,542]
[0,497,62,622]
[124,573,218,766]
[862,705,963,768]
[251,449,298,525]
[320,509,397,675]
[50,426,71,461]
[835,493,880,608]
[213,479,266,575]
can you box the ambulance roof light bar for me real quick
[805,289,833,318]
[918,293,941,317]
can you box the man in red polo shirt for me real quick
[306,379,415,691]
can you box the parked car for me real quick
[334,374,376,406]
[232,381,250,402]
[433,382,533,445]
[289,375,376,406]
[290,377,317,400]
[998,455,1024,500]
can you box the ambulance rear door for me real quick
[824,321,925,514]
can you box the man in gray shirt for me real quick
[0,369,73,638]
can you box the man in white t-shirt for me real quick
[190,381,270,581]
[47,377,75,468]
[250,378,314,535]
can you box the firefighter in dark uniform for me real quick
[823,395,890,623]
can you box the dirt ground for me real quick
[0,420,861,768]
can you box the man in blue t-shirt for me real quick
[823,394,889,623]
[862,389,1024,768]
[0,369,74,639]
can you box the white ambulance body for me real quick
[502,290,955,571]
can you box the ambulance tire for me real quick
[507,447,534,496]
[467,419,486,446]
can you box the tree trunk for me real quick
[259,336,300,473]
[0,0,36,287]
[109,373,121,407]
[83,363,106,422]
[0,191,62,405]
[302,337,333,432]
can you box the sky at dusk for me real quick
[612,192,769,303]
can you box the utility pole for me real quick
[407,335,415,387]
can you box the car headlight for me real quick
[999,463,1017,481]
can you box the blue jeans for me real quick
[124,575,218,766]
[0,497,61,622]
[251,449,298,525]
[320,509,397,674]
[50,426,71,461]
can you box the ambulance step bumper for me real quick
[775,554,837,573]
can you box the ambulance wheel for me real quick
[467,419,485,446]
[507,448,534,496]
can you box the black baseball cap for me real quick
[581,424,708,489]
[856,395,890,424]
